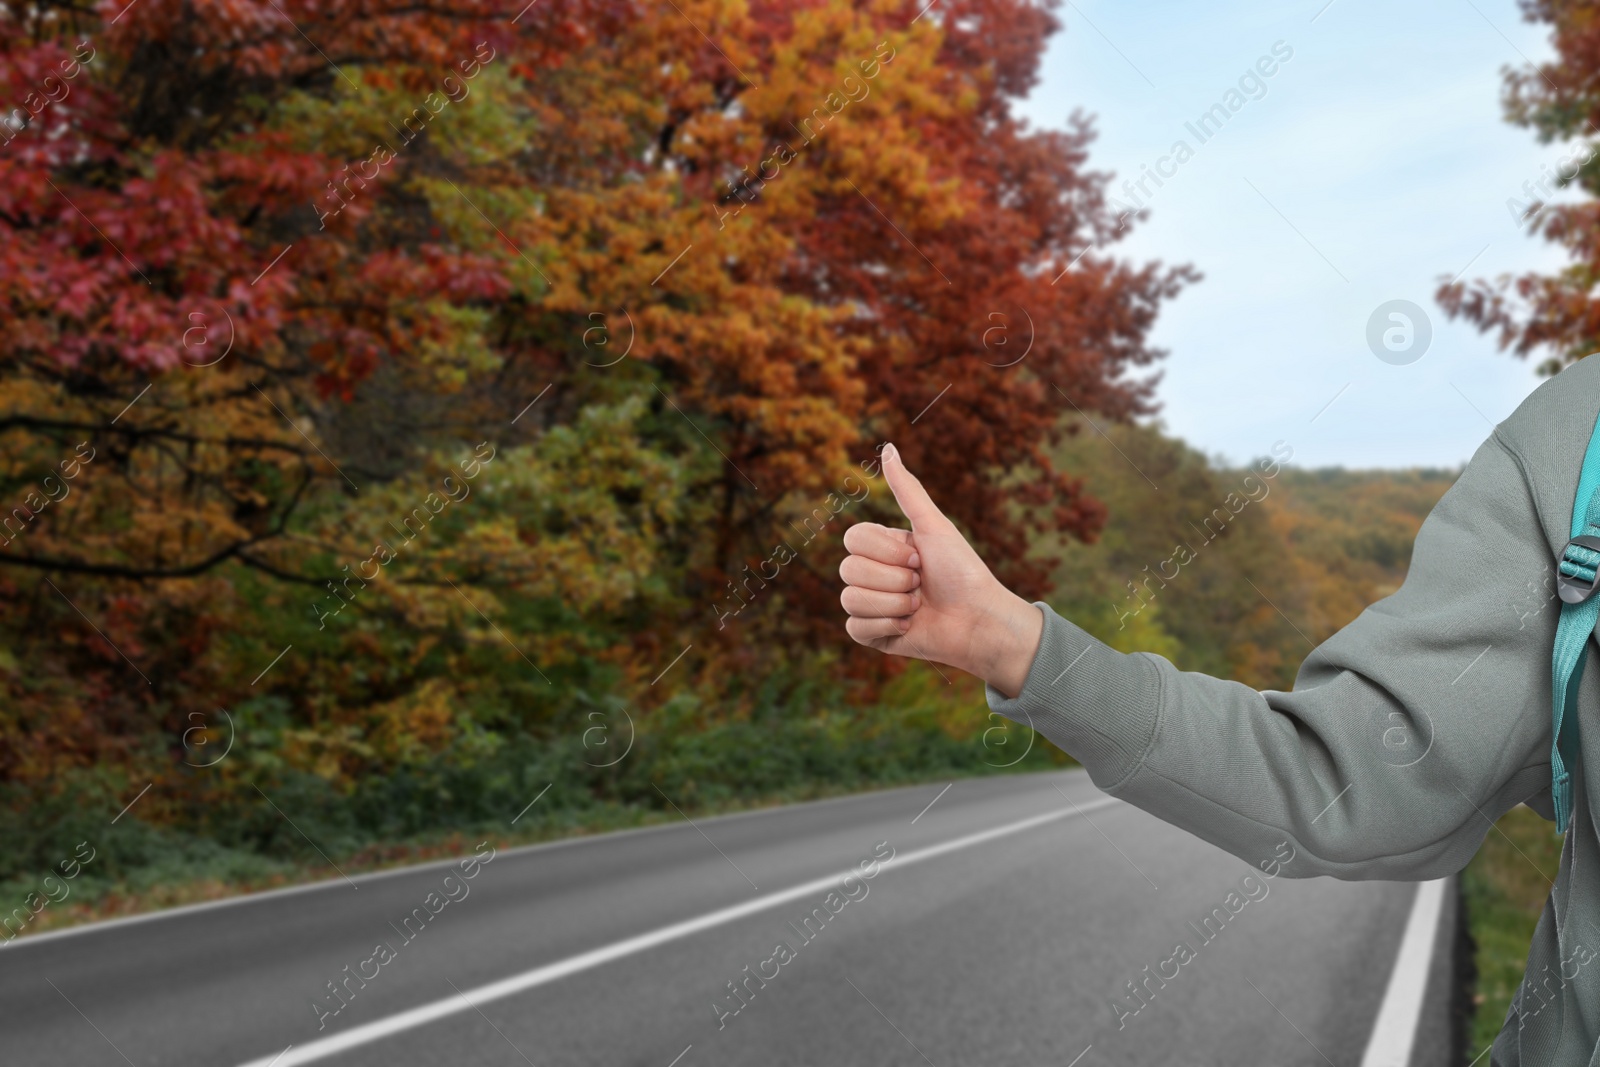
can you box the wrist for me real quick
[970,589,1044,699]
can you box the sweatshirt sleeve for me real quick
[986,428,1562,881]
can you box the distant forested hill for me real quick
[1032,417,1461,692]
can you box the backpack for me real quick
[1550,410,1600,833]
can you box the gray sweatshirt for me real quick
[986,355,1600,1066]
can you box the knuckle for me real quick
[849,522,881,546]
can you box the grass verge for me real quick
[1460,804,1565,1058]
[1,756,1065,943]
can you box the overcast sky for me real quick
[1016,0,1580,470]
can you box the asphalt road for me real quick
[0,770,1460,1067]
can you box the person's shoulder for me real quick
[1497,352,1600,454]
[1494,352,1600,549]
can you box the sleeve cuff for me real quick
[983,601,1164,790]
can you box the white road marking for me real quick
[1358,877,1448,1067]
[234,795,1121,1067]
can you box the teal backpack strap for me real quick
[1550,406,1600,833]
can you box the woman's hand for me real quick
[839,443,1044,698]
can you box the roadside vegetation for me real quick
[1,680,1059,939]
[1461,806,1567,1058]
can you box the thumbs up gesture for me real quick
[840,443,1043,698]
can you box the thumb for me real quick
[881,443,944,529]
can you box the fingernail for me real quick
[884,442,899,465]
[907,552,920,568]
[910,592,920,608]
[909,570,921,589]
[897,617,911,632]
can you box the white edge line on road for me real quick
[3,772,1093,954]
[1358,877,1448,1067]
[235,796,1121,1067]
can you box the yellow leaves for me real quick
[276,400,687,704]
[363,677,460,767]
[284,678,461,781]
[541,179,697,307]
[280,723,372,785]
[459,401,684,610]
[725,10,965,236]
[412,302,500,390]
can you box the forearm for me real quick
[969,589,1045,699]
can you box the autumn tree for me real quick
[0,0,1189,839]
[1438,0,1600,372]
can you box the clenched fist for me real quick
[839,443,1044,699]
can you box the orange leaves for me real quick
[480,0,1195,672]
